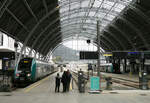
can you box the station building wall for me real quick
[0,32,15,51]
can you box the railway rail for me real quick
[71,71,88,85]
[72,70,140,89]
[111,77,139,89]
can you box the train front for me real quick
[14,58,33,85]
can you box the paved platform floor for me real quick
[0,72,150,103]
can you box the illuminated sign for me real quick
[128,52,140,54]
[113,51,150,59]
[24,61,29,63]
[3,57,9,60]
[80,51,98,59]
[103,54,112,56]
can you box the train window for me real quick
[18,59,32,71]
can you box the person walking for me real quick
[55,73,61,92]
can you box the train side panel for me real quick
[31,59,36,82]
[35,62,52,81]
[35,63,43,80]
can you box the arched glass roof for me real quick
[1,0,150,58]
[58,0,132,40]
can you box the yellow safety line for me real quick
[70,80,73,90]
[70,83,72,90]
[24,76,49,93]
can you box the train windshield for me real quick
[18,58,32,71]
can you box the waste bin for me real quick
[139,70,149,90]
[78,71,85,93]
[105,77,112,90]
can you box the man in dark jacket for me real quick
[55,73,61,92]
[61,71,67,92]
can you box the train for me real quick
[100,63,114,73]
[100,63,122,73]
[14,57,57,86]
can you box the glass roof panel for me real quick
[81,1,90,8]
[58,0,133,40]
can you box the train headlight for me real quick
[27,74,31,77]
[16,73,20,77]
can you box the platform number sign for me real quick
[90,77,100,91]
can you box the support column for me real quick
[97,20,101,91]
[97,20,100,77]
[24,47,26,57]
[14,42,18,66]
[124,58,127,73]
[34,52,37,59]
[118,59,120,73]
[38,54,41,60]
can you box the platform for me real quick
[0,72,150,103]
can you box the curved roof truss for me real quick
[1,0,150,58]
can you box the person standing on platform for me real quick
[61,71,67,92]
[66,70,72,92]
[55,73,61,92]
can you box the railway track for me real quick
[92,72,140,89]
[71,71,88,85]
[99,73,140,89]
[72,70,140,89]
[111,77,139,89]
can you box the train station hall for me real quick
[0,0,150,103]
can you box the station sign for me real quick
[112,51,150,59]
[112,52,127,59]
[127,52,141,59]
[90,76,100,91]
[143,52,150,59]
[0,52,15,60]
[103,53,112,57]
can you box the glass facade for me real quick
[58,0,132,40]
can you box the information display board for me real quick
[0,60,2,70]
[0,52,15,59]
[112,51,144,59]
[127,52,141,59]
[80,51,98,59]
[143,52,150,59]
[90,76,100,91]
[112,52,127,59]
